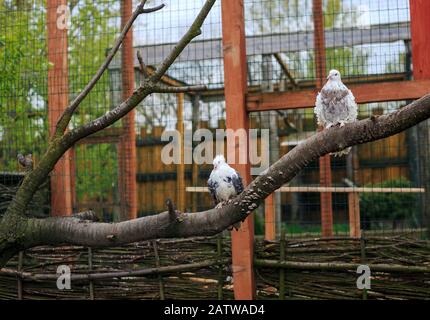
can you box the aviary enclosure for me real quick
[0,0,429,300]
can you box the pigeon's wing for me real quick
[231,171,244,194]
[345,89,358,122]
[314,91,327,127]
[207,176,219,204]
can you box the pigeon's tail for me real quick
[330,146,351,157]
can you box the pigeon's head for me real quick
[327,69,341,81]
[213,154,226,170]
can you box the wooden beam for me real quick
[201,72,408,102]
[121,22,410,66]
[47,0,73,217]
[75,128,125,145]
[274,53,298,87]
[186,186,425,193]
[348,192,361,238]
[264,194,276,241]
[118,0,137,221]
[221,0,255,300]
[247,79,430,111]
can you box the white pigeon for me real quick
[208,155,244,231]
[314,69,358,156]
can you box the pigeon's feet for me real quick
[338,121,346,127]
[325,123,333,129]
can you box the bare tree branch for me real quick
[149,0,216,83]
[54,0,164,137]
[15,93,430,250]
[17,154,33,173]
[141,3,165,14]
[137,50,149,81]
[65,0,216,146]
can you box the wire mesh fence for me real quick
[0,0,429,239]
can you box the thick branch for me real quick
[20,93,430,248]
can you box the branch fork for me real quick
[166,199,183,222]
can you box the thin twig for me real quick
[136,50,149,80]
[152,85,207,93]
[17,154,33,173]
[150,0,216,83]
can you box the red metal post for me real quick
[47,0,73,216]
[221,0,256,299]
[313,0,333,237]
[119,0,137,220]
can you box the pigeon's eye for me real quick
[335,73,338,76]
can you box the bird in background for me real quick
[314,69,358,156]
[207,155,244,231]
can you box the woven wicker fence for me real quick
[0,234,429,300]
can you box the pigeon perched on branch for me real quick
[208,155,244,231]
[314,69,358,156]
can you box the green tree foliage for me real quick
[67,1,120,209]
[0,0,48,170]
[0,0,120,215]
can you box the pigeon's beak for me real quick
[326,75,330,80]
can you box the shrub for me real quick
[360,177,419,229]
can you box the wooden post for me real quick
[177,93,186,212]
[348,192,361,238]
[313,0,333,237]
[47,0,73,216]
[360,232,367,300]
[87,248,95,300]
[217,234,224,300]
[410,0,430,237]
[279,230,286,300]
[17,251,23,299]
[191,95,200,212]
[152,240,165,300]
[221,0,255,300]
[265,194,276,240]
[119,0,137,220]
